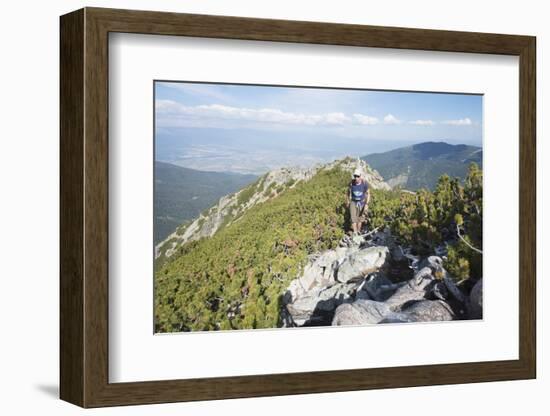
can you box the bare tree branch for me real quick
[361,224,383,238]
[456,224,483,254]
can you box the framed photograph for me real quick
[60,7,536,408]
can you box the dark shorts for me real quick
[350,201,366,223]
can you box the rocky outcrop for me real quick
[397,300,455,322]
[337,246,390,283]
[332,300,394,325]
[156,158,389,262]
[332,298,455,326]
[332,266,458,326]
[282,243,390,326]
[283,228,476,327]
[284,282,358,326]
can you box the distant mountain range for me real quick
[362,141,482,190]
[155,141,482,242]
[154,162,256,244]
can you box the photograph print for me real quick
[154,81,483,333]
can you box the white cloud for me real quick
[157,100,356,127]
[442,117,472,126]
[383,114,401,125]
[324,112,352,125]
[158,100,416,131]
[353,113,379,125]
[410,119,435,126]
[155,99,182,113]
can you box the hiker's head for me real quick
[353,169,362,181]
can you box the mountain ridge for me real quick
[155,157,390,264]
[154,156,483,332]
[362,141,482,190]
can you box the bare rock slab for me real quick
[337,246,390,283]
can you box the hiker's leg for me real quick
[357,204,365,233]
[350,203,357,233]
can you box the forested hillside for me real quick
[155,159,482,332]
[155,166,351,332]
[154,162,256,243]
[362,141,482,190]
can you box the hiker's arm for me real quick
[365,187,371,207]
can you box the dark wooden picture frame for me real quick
[60,7,536,408]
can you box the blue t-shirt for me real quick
[350,180,369,203]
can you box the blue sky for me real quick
[154,81,482,174]
[155,81,482,144]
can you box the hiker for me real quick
[346,168,370,235]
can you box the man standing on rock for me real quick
[347,168,370,235]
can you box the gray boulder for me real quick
[385,267,435,309]
[391,245,406,262]
[378,314,416,324]
[316,283,357,309]
[443,273,466,303]
[332,265,445,326]
[284,279,303,304]
[285,287,324,325]
[337,246,390,283]
[333,299,414,326]
[369,227,395,248]
[355,289,371,300]
[285,282,357,325]
[333,298,454,326]
[416,256,467,304]
[428,281,449,301]
[401,300,455,322]
[418,255,444,272]
[332,299,392,325]
[468,279,483,319]
[361,272,403,301]
[299,247,348,290]
[404,252,421,271]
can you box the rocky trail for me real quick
[282,226,482,327]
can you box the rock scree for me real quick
[282,227,482,327]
